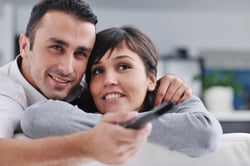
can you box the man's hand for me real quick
[83,111,152,165]
[155,74,192,106]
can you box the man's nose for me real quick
[58,54,74,74]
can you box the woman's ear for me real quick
[147,74,157,91]
[19,33,30,58]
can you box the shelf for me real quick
[211,110,250,121]
[210,110,250,133]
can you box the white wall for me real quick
[93,8,250,56]
[15,5,250,57]
[0,2,15,65]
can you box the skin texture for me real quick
[19,11,95,100]
[0,7,192,166]
[155,74,192,105]
[90,44,156,114]
[0,11,152,166]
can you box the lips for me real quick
[49,74,72,86]
[103,92,125,100]
[52,76,69,83]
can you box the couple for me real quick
[22,25,222,158]
[0,0,222,165]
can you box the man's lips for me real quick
[49,74,72,84]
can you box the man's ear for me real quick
[19,33,30,58]
[147,74,157,91]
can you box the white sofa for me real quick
[86,133,250,166]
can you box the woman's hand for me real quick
[155,74,192,106]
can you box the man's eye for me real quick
[75,51,87,57]
[51,45,62,51]
[92,68,103,75]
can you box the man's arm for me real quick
[2,111,151,166]
[0,134,90,166]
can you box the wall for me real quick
[15,5,250,57]
[4,2,250,109]
[0,2,14,65]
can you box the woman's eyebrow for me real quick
[112,55,135,61]
[92,55,136,66]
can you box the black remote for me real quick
[120,102,174,129]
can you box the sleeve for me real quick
[0,76,27,138]
[21,100,102,138]
[148,95,223,157]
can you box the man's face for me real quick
[20,11,96,100]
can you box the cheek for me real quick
[90,79,99,97]
[75,61,88,78]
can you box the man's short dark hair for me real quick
[26,0,98,50]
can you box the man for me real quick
[0,0,191,165]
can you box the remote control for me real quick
[120,102,174,129]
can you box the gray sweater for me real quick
[21,95,222,157]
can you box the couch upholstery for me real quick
[86,133,250,166]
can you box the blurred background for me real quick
[1,0,250,132]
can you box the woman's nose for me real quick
[103,72,118,86]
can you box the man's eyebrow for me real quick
[78,47,92,54]
[48,37,68,45]
[48,37,92,53]
[48,37,69,47]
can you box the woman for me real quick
[21,26,222,157]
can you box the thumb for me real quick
[102,111,139,124]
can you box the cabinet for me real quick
[212,111,250,133]
[158,49,204,98]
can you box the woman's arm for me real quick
[21,100,102,138]
[148,95,223,157]
[21,96,222,157]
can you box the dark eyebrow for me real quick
[93,55,135,66]
[78,47,92,54]
[48,37,92,53]
[48,37,69,47]
[113,55,135,61]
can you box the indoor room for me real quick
[0,0,250,165]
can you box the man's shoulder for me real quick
[0,73,23,87]
[0,73,27,106]
[0,60,14,75]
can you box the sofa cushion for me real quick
[15,133,250,166]
[125,133,250,166]
[85,133,250,166]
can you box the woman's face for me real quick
[89,44,156,114]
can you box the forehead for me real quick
[34,11,96,47]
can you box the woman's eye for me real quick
[92,68,103,75]
[118,64,130,70]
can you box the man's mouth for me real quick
[49,75,72,85]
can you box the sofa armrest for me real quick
[15,133,250,166]
[125,133,250,166]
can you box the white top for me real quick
[0,56,46,138]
